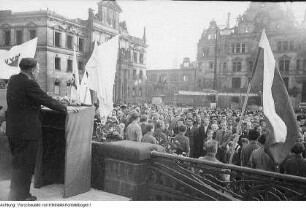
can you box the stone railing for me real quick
[92,141,306,201]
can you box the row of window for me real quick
[277,40,295,51]
[221,58,306,73]
[54,31,84,52]
[231,76,289,89]
[54,57,83,72]
[2,28,85,52]
[201,40,299,57]
[123,69,144,80]
[148,74,191,82]
[120,48,144,64]
[3,29,36,45]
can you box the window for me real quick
[297,59,300,71]
[4,30,11,46]
[78,61,83,71]
[233,61,242,72]
[241,43,246,53]
[55,32,61,47]
[133,52,137,63]
[202,47,209,56]
[128,69,130,79]
[209,62,214,69]
[279,59,290,71]
[78,37,84,52]
[223,62,227,71]
[133,70,136,80]
[67,35,73,49]
[289,41,294,50]
[16,30,23,45]
[235,43,241,54]
[29,29,36,39]
[55,57,61,70]
[231,43,246,53]
[277,41,282,51]
[303,59,306,70]
[67,59,73,72]
[232,77,241,89]
[54,81,60,95]
[127,87,130,96]
[139,70,143,80]
[231,44,235,53]
[283,41,288,51]
[140,53,144,64]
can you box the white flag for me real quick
[85,36,119,117]
[0,37,38,79]
[80,70,92,105]
[70,47,81,104]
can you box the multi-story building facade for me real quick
[197,2,306,108]
[0,0,147,104]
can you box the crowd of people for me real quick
[93,103,306,177]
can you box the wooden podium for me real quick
[34,106,95,198]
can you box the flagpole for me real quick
[229,47,262,164]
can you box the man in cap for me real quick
[6,58,68,201]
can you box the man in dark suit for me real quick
[194,117,210,158]
[215,121,233,163]
[6,58,67,201]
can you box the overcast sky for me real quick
[1,0,305,70]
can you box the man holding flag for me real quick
[250,29,300,165]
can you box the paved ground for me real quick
[0,180,130,201]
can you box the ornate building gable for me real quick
[97,0,123,13]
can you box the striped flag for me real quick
[250,30,299,165]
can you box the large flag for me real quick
[250,30,299,165]
[70,46,80,104]
[0,37,38,79]
[85,36,119,117]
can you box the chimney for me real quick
[227,12,231,28]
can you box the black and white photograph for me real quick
[0,0,306,204]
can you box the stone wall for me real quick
[91,140,164,200]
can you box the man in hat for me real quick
[126,112,142,142]
[6,58,68,201]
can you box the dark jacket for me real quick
[241,141,260,167]
[284,155,306,177]
[6,73,67,141]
